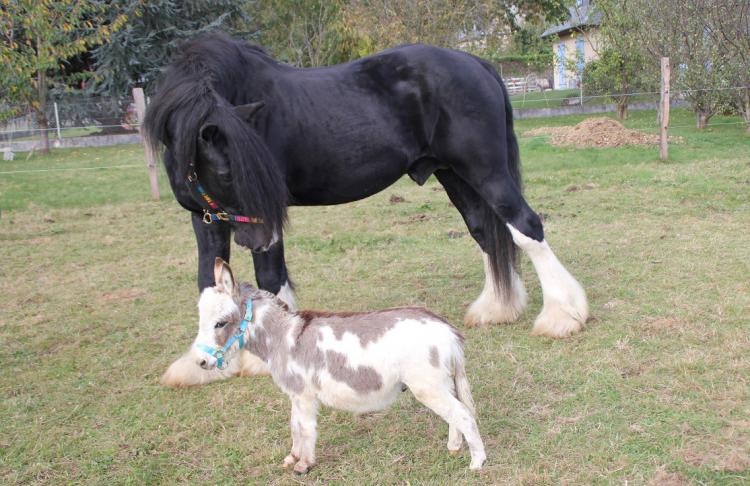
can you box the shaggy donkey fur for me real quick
[187,258,486,472]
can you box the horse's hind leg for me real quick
[462,168,588,338]
[435,169,526,326]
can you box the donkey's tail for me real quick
[453,348,476,417]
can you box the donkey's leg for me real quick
[282,403,302,468]
[409,382,486,470]
[252,239,297,311]
[435,170,526,327]
[447,423,463,453]
[289,397,319,474]
[464,170,588,338]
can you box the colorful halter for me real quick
[186,171,264,225]
[195,299,253,370]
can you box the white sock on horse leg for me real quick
[464,252,527,327]
[506,224,588,338]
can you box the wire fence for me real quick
[0,95,139,144]
[0,84,747,155]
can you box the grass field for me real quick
[1,108,749,485]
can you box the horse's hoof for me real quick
[463,268,527,327]
[293,462,311,474]
[448,449,462,456]
[531,304,586,338]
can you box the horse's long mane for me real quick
[144,33,287,234]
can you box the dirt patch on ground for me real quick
[680,420,750,473]
[101,288,146,303]
[648,467,688,486]
[524,117,680,148]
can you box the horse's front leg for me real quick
[192,212,231,291]
[251,238,297,311]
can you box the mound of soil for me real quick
[524,117,674,148]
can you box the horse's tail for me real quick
[476,59,522,302]
[453,346,476,417]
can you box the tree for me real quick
[583,0,655,119]
[0,1,125,152]
[250,0,363,67]
[631,0,734,129]
[584,49,651,119]
[342,0,567,57]
[91,0,248,99]
[706,0,750,134]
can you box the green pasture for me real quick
[1,108,748,484]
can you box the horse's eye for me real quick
[214,321,228,329]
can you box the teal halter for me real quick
[195,299,253,370]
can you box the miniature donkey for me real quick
[189,258,486,472]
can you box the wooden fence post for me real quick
[660,57,670,161]
[133,87,160,200]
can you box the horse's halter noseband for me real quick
[195,299,254,370]
[186,168,263,225]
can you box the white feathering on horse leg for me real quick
[276,281,297,311]
[238,349,270,376]
[161,348,269,387]
[161,349,238,387]
[464,252,527,327]
[506,224,588,338]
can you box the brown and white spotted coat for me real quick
[191,259,486,473]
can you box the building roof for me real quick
[541,1,602,38]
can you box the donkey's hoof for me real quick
[469,453,486,470]
[531,304,586,338]
[293,461,312,474]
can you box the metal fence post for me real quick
[53,102,62,142]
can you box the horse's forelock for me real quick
[144,33,286,234]
[216,109,288,235]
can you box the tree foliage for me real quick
[0,0,126,151]
[91,0,248,99]
[340,0,565,55]
[628,0,737,129]
[705,0,750,133]
[250,0,363,67]
[583,0,655,119]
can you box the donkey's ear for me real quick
[234,101,265,121]
[213,257,237,295]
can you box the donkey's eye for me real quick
[214,321,228,329]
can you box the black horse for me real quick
[146,33,588,385]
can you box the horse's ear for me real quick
[213,258,237,296]
[234,101,265,121]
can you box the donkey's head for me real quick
[192,258,248,370]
